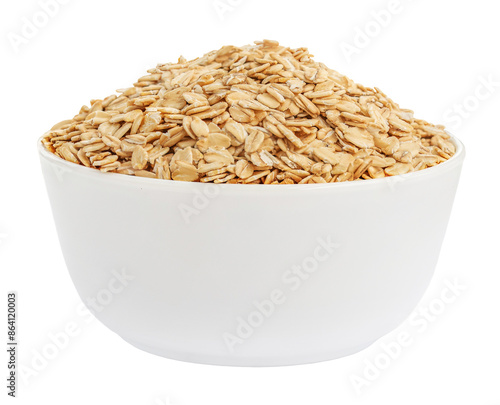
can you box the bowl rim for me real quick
[38,133,465,190]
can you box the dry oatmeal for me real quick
[42,39,456,184]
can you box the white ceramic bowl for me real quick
[39,136,465,366]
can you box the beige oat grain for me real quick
[42,40,455,184]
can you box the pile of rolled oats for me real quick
[42,40,455,184]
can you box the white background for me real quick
[1,0,499,404]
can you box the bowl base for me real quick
[120,337,376,367]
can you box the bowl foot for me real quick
[120,337,376,367]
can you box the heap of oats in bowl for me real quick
[42,40,456,184]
